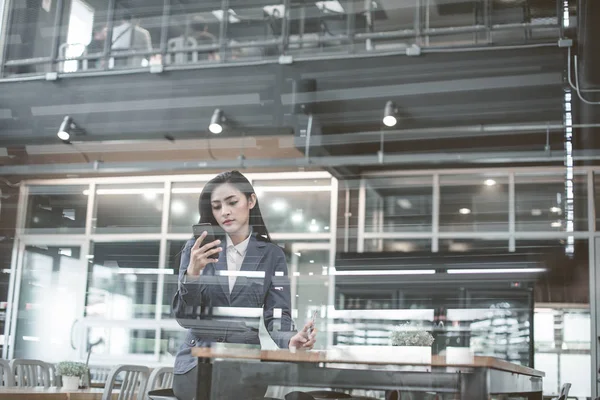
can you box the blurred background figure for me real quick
[110,11,152,68]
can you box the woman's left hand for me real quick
[289,321,317,350]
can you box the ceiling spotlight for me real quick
[57,116,74,142]
[550,206,562,214]
[209,108,225,134]
[459,208,471,215]
[484,179,497,186]
[383,101,398,127]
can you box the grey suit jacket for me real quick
[172,233,297,374]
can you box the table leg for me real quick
[196,357,212,400]
[525,392,543,400]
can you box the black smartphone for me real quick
[192,223,216,246]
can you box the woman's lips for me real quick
[223,220,233,225]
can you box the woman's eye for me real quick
[229,201,238,206]
[212,206,221,211]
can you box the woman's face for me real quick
[210,183,256,237]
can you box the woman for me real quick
[172,170,317,400]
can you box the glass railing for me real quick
[0,0,565,78]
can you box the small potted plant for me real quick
[389,324,435,364]
[56,361,88,390]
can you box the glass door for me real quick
[9,242,88,362]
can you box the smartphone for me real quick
[192,223,216,246]
[309,310,318,335]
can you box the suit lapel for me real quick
[230,237,266,303]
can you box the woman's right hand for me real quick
[186,231,222,276]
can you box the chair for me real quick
[10,359,51,388]
[102,364,150,400]
[146,367,175,400]
[46,362,62,387]
[557,383,572,400]
[0,359,14,386]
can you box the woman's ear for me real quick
[248,193,257,209]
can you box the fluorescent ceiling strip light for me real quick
[333,269,436,276]
[447,268,546,274]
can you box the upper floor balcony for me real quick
[0,0,570,81]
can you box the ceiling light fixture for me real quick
[57,116,75,143]
[484,179,497,186]
[383,101,398,127]
[209,109,225,134]
[459,208,471,215]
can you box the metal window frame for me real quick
[7,171,337,364]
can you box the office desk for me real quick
[192,347,545,400]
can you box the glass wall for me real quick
[8,172,334,366]
[0,0,562,77]
[6,167,598,397]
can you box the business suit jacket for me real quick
[172,233,297,374]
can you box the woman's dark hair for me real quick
[198,170,271,242]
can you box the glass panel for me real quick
[364,239,431,253]
[159,329,187,360]
[439,239,508,253]
[162,240,188,318]
[535,353,559,396]
[108,1,161,69]
[365,176,432,233]
[291,249,329,350]
[88,327,156,356]
[223,0,283,61]
[252,179,331,234]
[439,175,509,232]
[165,1,221,66]
[14,245,84,361]
[169,182,205,234]
[4,0,110,76]
[516,174,587,231]
[560,354,591,398]
[25,185,88,234]
[86,241,160,319]
[94,183,164,233]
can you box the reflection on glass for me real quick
[253,179,331,234]
[364,239,431,253]
[25,185,88,234]
[86,241,161,319]
[160,329,187,358]
[94,184,164,233]
[162,240,189,318]
[169,183,205,233]
[440,175,508,232]
[109,1,159,69]
[516,174,587,231]
[88,327,156,356]
[291,249,329,349]
[166,2,221,65]
[14,245,83,361]
[365,177,432,233]
[439,239,508,253]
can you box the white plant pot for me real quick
[329,345,432,365]
[62,375,80,391]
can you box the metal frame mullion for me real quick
[432,173,439,252]
[589,171,598,397]
[327,177,338,347]
[357,179,366,252]
[4,183,28,358]
[155,180,172,360]
[509,172,516,252]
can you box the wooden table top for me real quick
[0,387,122,400]
[191,347,545,378]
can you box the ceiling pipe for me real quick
[3,150,600,177]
